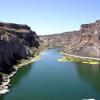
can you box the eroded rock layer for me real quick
[0,22,40,73]
[40,20,100,58]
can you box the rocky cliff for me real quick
[40,20,100,58]
[0,22,40,74]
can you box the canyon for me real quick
[0,22,40,94]
[0,20,100,95]
[40,20,100,58]
[0,22,40,73]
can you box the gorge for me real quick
[0,20,100,99]
[0,22,40,94]
[40,20,100,58]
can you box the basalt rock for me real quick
[0,22,40,74]
[40,20,100,58]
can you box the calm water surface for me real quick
[0,49,100,100]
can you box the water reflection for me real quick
[0,95,4,100]
[11,63,33,88]
[76,63,100,91]
[0,63,33,100]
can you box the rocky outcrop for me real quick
[0,22,40,74]
[0,22,40,94]
[40,20,100,58]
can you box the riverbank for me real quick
[59,51,100,64]
[0,53,41,95]
[17,54,41,68]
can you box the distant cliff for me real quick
[0,22,40,73]
[40,20,100,58]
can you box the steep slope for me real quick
[40,20,100,58]
[0,22,40,74]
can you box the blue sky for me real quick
[0,0,100,35]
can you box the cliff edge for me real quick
[0,22,40,74]
[40,20,100,58]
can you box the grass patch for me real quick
[16,54,41,68]
[58,56,100,65]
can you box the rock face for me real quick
[0,22,40,73]
[40,20,100,58]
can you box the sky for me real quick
[0,0,100,35]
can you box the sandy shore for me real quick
[61,52,100,61]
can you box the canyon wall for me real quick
[0,22,40,73]
[40,20,100,58]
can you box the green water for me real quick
[0,49,100,100]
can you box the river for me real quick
[0,48,100,100]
